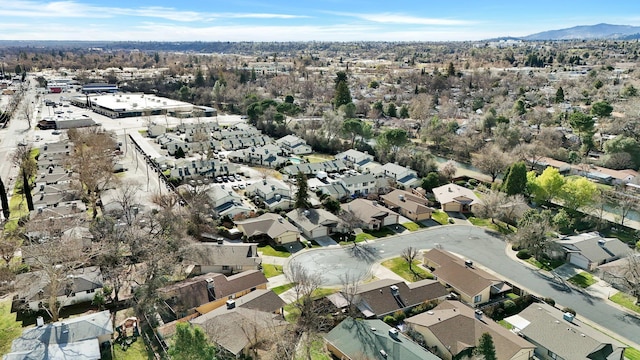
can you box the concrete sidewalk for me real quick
[260,254,289,266]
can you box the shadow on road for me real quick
[347,243,380,264]
[617,313,640,326]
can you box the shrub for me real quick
[544,297,556,306]
[562,307,576,316]
[393,310,406,323]
[511,244,521,251]
[503,300,517,315]
[516,249,532,259]
[382,315,395,325]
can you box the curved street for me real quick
[286,225,640,345]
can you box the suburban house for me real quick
[505,302,626,360]
[527,157,572,174]
[553,232,630,271]
[286,208,342,240]
[35,169,74,189]
[213,127,262,141]
[183,242,262,275]
[572,164,639,185]
[341,199,400,230]
[4,310,113,360]
[318,182,350,201]
[334,149,376,171]
[281,159,347,176]
[228,144,288,168]
[275,134,313,155]
[221,135,272,151]
[423,248,511,306]
[191,308,288,359]
[244,178,293,210]
[381,189,433,222]
[157,270,268,319]
[147,123,167,138]
[209,186,252,218]
[170,159,239,180]
[432,183,480,213]
[598,254,640,294]
[11,266,104,313]
[406,300,535,360]
[339,173,378,197]
[194,289,285,316]
[327,278,448,318]
[324,317,441,360]
[371,162,421,188]
[235,213,300,245]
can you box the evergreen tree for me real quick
[334,80,352,108]
[399,104,410,119]
[295,172,310,209]
[0,177,9,221]
[502,162,528,196]
[446,62,456,77]
[475,333,497,360]
[22,168,34,212]
[555,87,565,103]
[175,147,186,159]
[169,323,217,360]
[194,69,205,87]
[387,103,397,118]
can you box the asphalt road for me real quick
[286,225,640,345]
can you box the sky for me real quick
[1,0,640,42]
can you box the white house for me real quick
[228,144,288,168]
[245,178,293,210]
[335,149,375,171]
[209,186,252,218]
[339,173,378,197]
[371,163,421,188]
[432,184,480,213]
[171,159,239,180]
[275,135,313,155]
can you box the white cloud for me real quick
[354,13,474,26]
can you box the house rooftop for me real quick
[235,213,299,239]
[432,183,480,206]
[184,243,261,268]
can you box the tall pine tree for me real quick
[502,162,528,196]
[295,172,310,209]
[0,177,9,221]
[475,332,497,360]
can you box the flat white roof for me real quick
[90,93,193,113]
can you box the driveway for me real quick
[286,225,640,346]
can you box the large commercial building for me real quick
[70,93,216,119]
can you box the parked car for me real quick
[238,183,246,189]
[235,174,242,181]
[52,130,61,135]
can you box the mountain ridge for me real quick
[522,23,640,40]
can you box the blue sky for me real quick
[1,0,640,41]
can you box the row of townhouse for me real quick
[170,159,240,180]
[228,144,288,168]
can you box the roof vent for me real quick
[398,194,405,202]
[465,259,473,267]
[475,309,483,320]
[388,328,399,339]
[598,239,606,246]
[379,349,388,358]
[226,299,236,309]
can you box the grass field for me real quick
[262,264,284,278]
[467,217,515,235]
[610,292,640,313]
[401,222,422,231]
[381,257,433,282]
[567,272,597,288]
[431,210,449,225]
[0,298,23,356]
[303,153,334,163]
[111,337,153,360]
[258,244,291,257]
[272,283,295,295]
[625,347,640,360]
[525,257,565,271]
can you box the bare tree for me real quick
[401,246,419,273]
[616,194,639,227]
[12,145,36,212]
[472,144,509,183]
[473,190,507,224]
[109,180,141,226]
[21,101,33,129]
[0,229,21,265]
[439,160,457,182]
[339,271,364,316]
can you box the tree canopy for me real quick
[502,161,528,196]
[591,101,613,117]
[169,323,217,360]
[527,167,565,204]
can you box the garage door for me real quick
[568,254,589,270]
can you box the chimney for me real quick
[226,299,236,309]
[388,328,399,339]
[475,309,483,320]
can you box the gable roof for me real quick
[341,199,399,224]
[324,317,440,360]
[556,232,630,264]
[339,173,376,187]
[335,149,373,162]
[245,178,290,196]
[286,208,340,233]
[432,184,480,206]
[198,289,285,317]
[381,189,433,215]
[184,243,261,268]
[235,213,299,239]
[319,182,349,199]
[158,270,268,310]
[14,266,103,303]
[353,278,448,317]
[5,310,112,360]
[423,249,504,298]
[371,162,417,177]
[192,308,287,356]
[406,300,534,359]
[506,303,625,360]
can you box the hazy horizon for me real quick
[1,0,640,42]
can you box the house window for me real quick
[547,349,558,359]
[473,295,482,303]
[87,289,95,294]
[222,265,230,271]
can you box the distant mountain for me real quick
[523,23,640,41]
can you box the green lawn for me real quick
[525,257,565,271]
[272,283,295,295]
[0,298,23,356]
[625,347,640,360]
[311,288,338,298]
[401,222,422,231]
[468,217,515,235]
[498,319,514,330]
[303,153,334,163]
[381,257,434,282]
[297,337,331,360]
[431,210,449,225]
[610,292,640,313]
[262,264,284,278]
[567,272,597,288]
[111,337,153,360]
[258,244,291,257]
[365,227,396,238]
[506,293,519,300]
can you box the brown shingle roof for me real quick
[406,300,534,359]
[423,248,499,298]
[381,189,433,215]
[354,278,447,317]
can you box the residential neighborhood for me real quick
[3,24,640,360]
